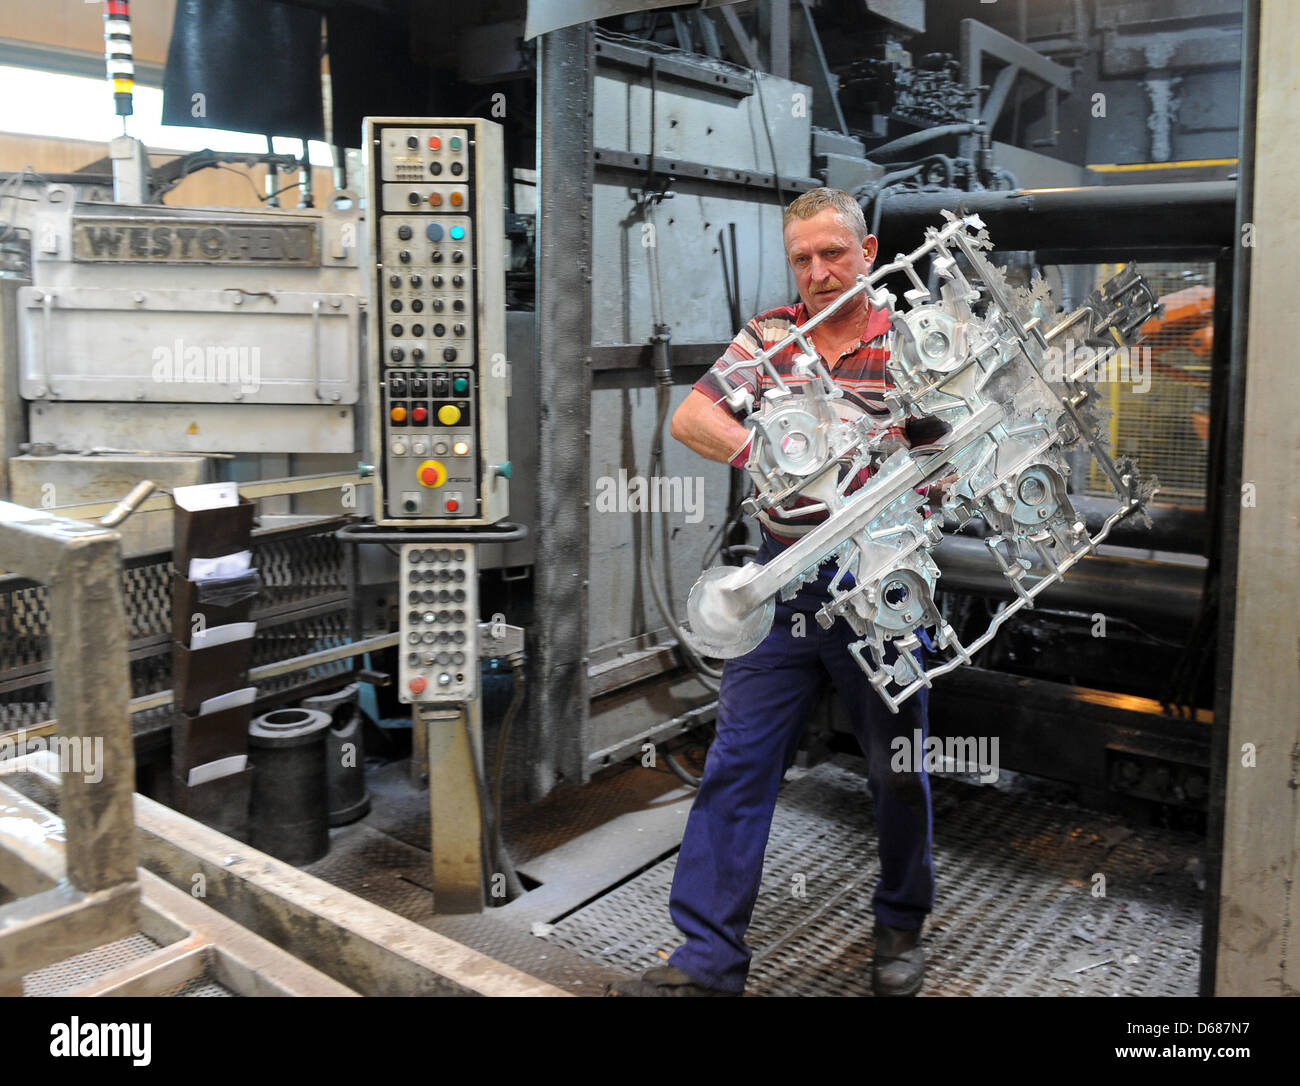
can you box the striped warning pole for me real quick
[103,0,134,129]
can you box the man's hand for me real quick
[919,469,960,508]
[670,388,753,465]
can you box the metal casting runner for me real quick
[684,212,1161,712]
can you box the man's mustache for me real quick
[813,280,844,292]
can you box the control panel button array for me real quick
[398,543,478,703]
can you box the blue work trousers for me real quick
[668,540,934,993]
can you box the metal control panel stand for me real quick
[417,699,486,914]
[360,114,516,912]
[365,117,510,526]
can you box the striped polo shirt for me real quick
[692,300,905,548]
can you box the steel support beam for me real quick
[421,702,485,914]
[534,25,594,795]
[1214,0,1299,997]
[592,146,818,196]
[961,17,1074,96]
[717,4,763,71]
[795,0,848,134]
[767,0,790,79]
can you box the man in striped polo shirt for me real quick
[614,188,935,998]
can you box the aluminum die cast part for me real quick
[683,212,1161,712]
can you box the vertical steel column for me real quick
[1214,0,1300,996]
[533,24,594,796]
[1199,249,1239,995]
[767,0,790,80]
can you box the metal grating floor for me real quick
[159,974,235,997]
[543,757,1204,996]
[23,933,163,997]
[295,754,1203,996]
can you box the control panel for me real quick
[365,118,509,525]
[399,543,479,703]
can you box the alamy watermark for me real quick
[593,469,705,524]
[1040,339,1151,395]
[890,728,1000,784]
[0,733,103,783]
[151,338,261,393]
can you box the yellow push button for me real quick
[437,404,462,425]
[417,460,447,488]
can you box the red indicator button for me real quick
[445,498,460,512]
[428,136,441,151]
[418,461,446,487]
[411,406,428,423]
[409,676,427,694]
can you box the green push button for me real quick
[453,377,469,394]
[494,461,512,480]
[450,136,462,150]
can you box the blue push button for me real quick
[425,223,444,242]
[449,225,465,240]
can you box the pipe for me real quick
[336,522,528,545]
[99,479,157,528]
[868,123,981,161]
[944,497,1209,555]
[876,181,1237,252]
[1070,495,1207,554]
[933,533,1203,627]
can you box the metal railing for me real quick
[0,500,139,989]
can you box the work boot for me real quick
[605,964,739,997]
[872,920,924,997]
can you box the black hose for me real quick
[665,751,702,788]
[868,122,980,161]
[488,655,527,902]
[644,382,723,688]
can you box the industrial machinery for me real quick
[684,211,1161,711]
[365,117,510,526]
[349,116,524,912]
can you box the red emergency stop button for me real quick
[417,459,447,488]
[409,676,427,694]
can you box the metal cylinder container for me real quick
[302,684,371,826]
[248,707,332,865]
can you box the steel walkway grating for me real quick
[23,933,163,997]
[542,757,1204,996]
[159,975,235,997]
